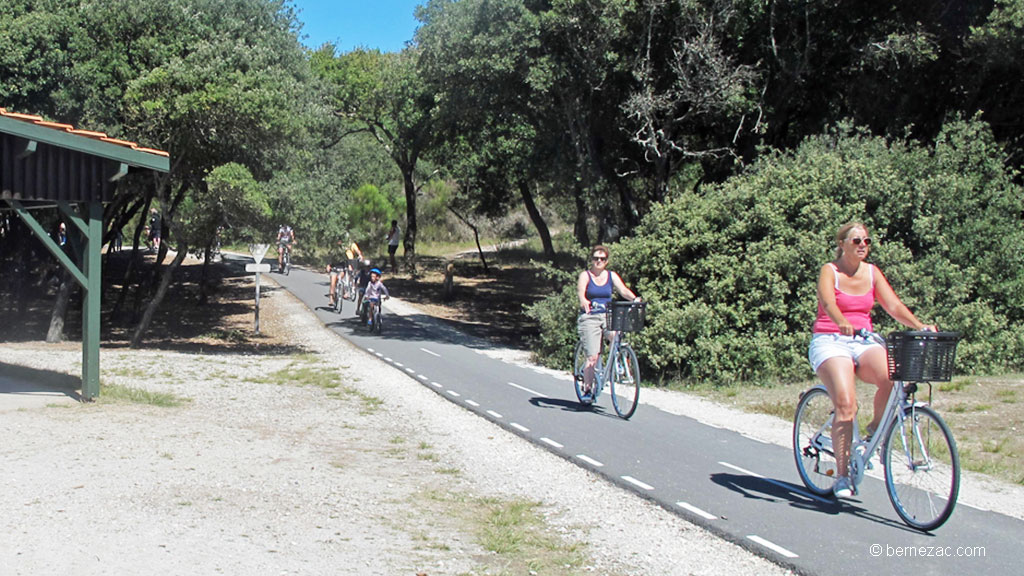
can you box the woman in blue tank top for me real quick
[576,245,641,395]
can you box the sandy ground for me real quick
[0,285,794,576]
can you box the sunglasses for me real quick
[848,237,872,246]
[592,255,607,262]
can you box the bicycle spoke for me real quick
[572,341,592,405]
[610,345,640,419]
[884,406,960,531]
[793,386,838,496]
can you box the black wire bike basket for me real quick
[608,301,647,332]
[886,331,960,382]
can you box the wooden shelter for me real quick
[0,108,170,399]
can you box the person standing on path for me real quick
[386,220,401,272]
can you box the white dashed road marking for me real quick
[420,347,441,357]
[747,535,798,558]
[466,400,480,407]
[446,390,461,397]
[507,381,542,396]
[429,381,442,388]
[621,476,654,491]
[541,438,563,449]
[575,454,604,467]
[676,501,717,520]
[486,410,503,419]
[511,423,529,432]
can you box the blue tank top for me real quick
[585,272,613,314]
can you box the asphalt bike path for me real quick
[250,257,1019,575]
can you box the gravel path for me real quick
[0,286,793,576]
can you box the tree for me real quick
[623,0,759,200]
[312,45,437,265]
[417,0,558,258]
[116,0,319,345]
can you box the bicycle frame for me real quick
[590,332,624,398]
[808,364,931,490]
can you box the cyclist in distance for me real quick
[344,237,363,276]
[809,222,936,499]
[277,224,295,272]
[576,245,640,397]
[364,267,390,326]
[325,253,349,309]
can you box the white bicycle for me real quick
[793,330,961,531]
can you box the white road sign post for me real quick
[248,244,271,332]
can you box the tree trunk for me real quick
[518,181,554,260]
[130,243,188,348]
[446,205,488,273]
[572,182,590,248]
[112,193,154,320]
[46,269,74,343]
[401,167,417,271]
[198,244,211,305]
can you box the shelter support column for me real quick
[81,201,102,400]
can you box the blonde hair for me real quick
[834,222,869,259]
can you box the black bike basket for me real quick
[608,301,646,332]
[886,331,960,382]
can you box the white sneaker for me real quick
[832,476,855,499]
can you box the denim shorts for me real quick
[808,333,883,372]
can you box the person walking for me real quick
[386,220,401,272]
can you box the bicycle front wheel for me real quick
[793,386,838,496]
[610,345,640,419]
[883,405,960,531]
[572,341,590,404]
[373,307,382,334]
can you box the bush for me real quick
[527,118,1024,384]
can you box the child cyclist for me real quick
[364,267,390,326]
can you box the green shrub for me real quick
[527,118,1024,384]
[524,262,581,370]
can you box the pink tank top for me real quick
[812,263,876,334]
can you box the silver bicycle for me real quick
[793,330,961,531]
[572,301,645,419]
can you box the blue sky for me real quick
[290,0,423,53]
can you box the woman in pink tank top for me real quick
[809,222,936,498]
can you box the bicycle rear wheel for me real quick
[793,386,838,496]
[572,341,591,404]
[610,345,640,419]
[883,405,959,531]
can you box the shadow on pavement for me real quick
[0,361,83,410]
